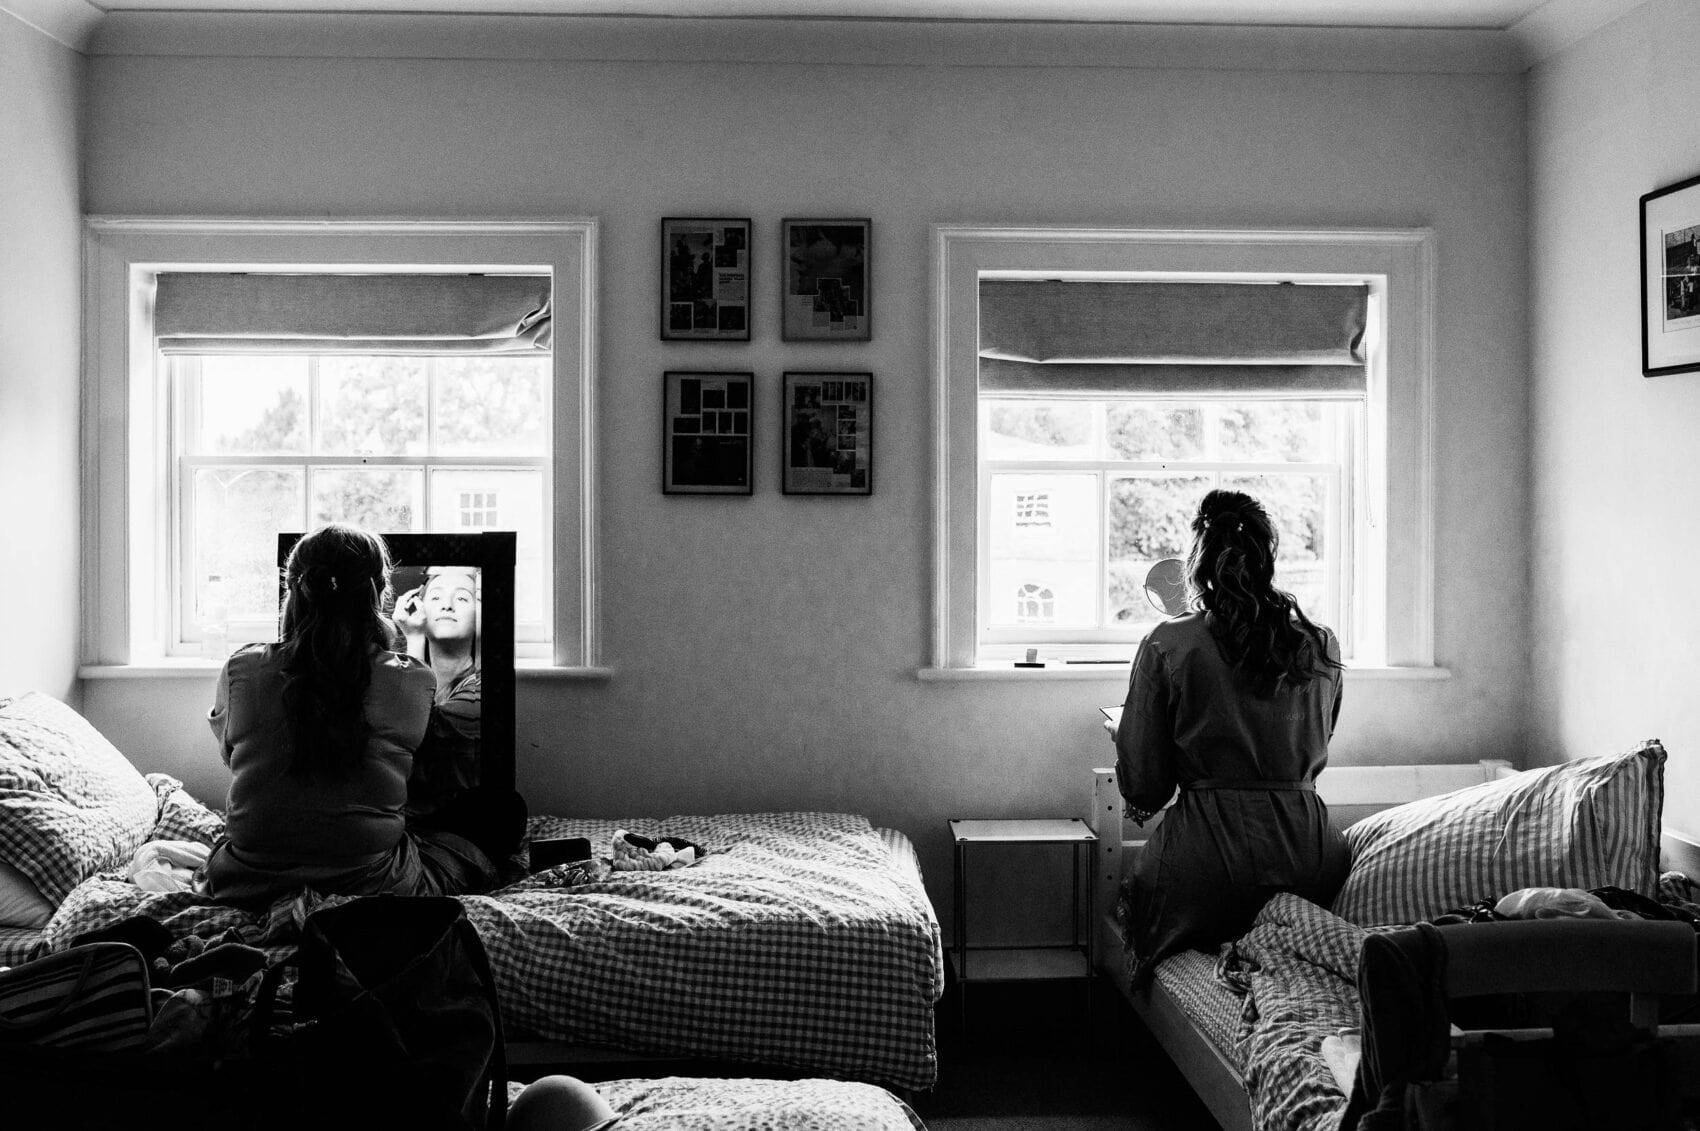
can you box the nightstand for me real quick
[948,817,1097,1032]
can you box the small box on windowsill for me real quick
[1014,648,1046,669]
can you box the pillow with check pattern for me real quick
[0,693,159,907]
[146,773,224,847]
[1331,740,1665,927]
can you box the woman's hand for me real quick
[392,586,428,659]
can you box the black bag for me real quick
[254,894,508,1131]
[1,897,507,1131]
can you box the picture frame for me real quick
[663,371,754,495]
[661,217,752,341]
[277,530,516,794]
[781,218,871,342]
[781,371,873,496]
[1640,171,1700,376]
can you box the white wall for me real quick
[78,26,1530,933]
[0,11,82,704]
[1527,0,1700,836]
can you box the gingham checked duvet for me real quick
[40,809,944,1092]
[1216,893,1364,1131]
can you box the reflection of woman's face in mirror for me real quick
[423,569,478,644]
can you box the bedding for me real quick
[1332,740,1665,927]
[37,808,943,1092]
[505,1075,929,1130]
[0,693,160,906]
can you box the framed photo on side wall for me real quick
[1641,172,1700,376]
[663,371,754,495]
[782,371,872,496]
[781,218,871,342]
[661,218,751,341]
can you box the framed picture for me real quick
[663,371,754,495]
[661,217,751,341]
[277,530,516,794]
[1641,172,1700,376]
[782,372,872,496]
[781,218,871,342]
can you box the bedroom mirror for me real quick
[277,530,516,794]
[1143,557,1191,617]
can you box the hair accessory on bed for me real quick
[610,829,703,871]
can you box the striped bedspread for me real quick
[39,811,944,1092]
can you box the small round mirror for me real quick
[1143,558,1190,617]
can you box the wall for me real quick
[78,23,1530,934]
[1527,0,1700,837]
[0,11,82,704]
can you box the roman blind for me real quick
[979,279,1369,398]
[152,272,552,354]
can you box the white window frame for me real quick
[927,224,1438,675]
[82,217,601,670]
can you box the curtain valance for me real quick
[153,272,551,355]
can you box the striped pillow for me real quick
[1331,741,1666,927]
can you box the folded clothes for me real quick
[610,829,704,871]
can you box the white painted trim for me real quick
[928,223,1438,673]
[80,216,601,669]
[0,0,101,52]
[80,12,1525,72]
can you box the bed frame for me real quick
[1086,759,1516,1131]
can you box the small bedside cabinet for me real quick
[947,817,1097,1032]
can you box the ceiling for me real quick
[2,0,1647,60]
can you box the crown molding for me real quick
[1,0,102,51]
[83,11,1524,72]
[1509,0,1649,65]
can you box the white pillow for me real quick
[1331,740,1665,927]
[0,860,53,929]
[0,692,160,905]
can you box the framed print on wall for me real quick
[661,218,751,341]
[663,371,754,495]
[782,372,872,496]
[781,218,871,342]
[1641,172,1700,376]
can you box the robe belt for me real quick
[1184,778,1316,792]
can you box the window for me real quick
[982,396,1357,653]
[175,350,549,650]
[929,224,1437,674]
[83,219,601,668]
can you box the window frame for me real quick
[928,224,1437,674]
[82,217,601,670]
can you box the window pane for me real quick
[317,356,428,455]
[982,401,1094,461]
[311,468,424,532]
[429,468,547,626]
[1107,475,1212,628]
[1217,402,1327,463]
[1106,404,1204,461]
[987,472,1099,628]
[1222,471,1331,624]
[192,356,308,455]
[435,356,549,456]
[191,467,304,623]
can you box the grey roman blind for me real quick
[153,272,552,355]
[979,279,1368,398]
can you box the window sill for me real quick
[81,659,616,681]
[915,663,1452,682]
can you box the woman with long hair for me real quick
[1113,489,1349,988]
[203,523,521,905]
[393,565,483,818]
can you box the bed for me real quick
[1086,742,1696,1131]
[0,693,943,1093]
